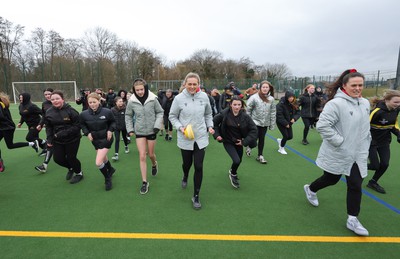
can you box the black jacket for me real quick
[276,92,300,127]
[80,106,116,144]
[370,101,400,146]
[0,102,15,131]
[298,92,320,118]
[76,95,89,111]
[111,106,127,131]
[19,93,42,128]
[44,103,81,145]
[39,100,53,127]
[213,107,258,148]
[161,95,174,116]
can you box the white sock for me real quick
[348,215,357,220]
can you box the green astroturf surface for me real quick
[0,104,399,258]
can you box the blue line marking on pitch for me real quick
[266,134,400,215]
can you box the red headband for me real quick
[349,68,357,73]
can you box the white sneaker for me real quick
[304,184,319,206]
[245,146,251,157]
[346,217,369,236]
[124,146,130,154]
[256,155,267,164]
[112,154,119,161]
[278,147,287,155]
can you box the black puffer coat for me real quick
[80,106,116,149]
[298,92,320,118]
[111,106,127,131]
[44,103,82,145]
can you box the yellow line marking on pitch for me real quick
[0,231,399,243]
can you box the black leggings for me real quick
[223,142,243,175]
[277,124,293,147]
[114,129,129,154]
[43,147,53,164]
[52,140,81,174]
[0,129,29,158]
[368,144,390,182]
[163,115,173,131]
[25,127,42,143]
[309,163,363,216]
[301,117,316,140]
[256,126,268,156]
[181,142,205,196]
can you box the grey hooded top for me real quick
[315,88,371,177]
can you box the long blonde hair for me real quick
[370,89,400,109]
[0,92,11,108]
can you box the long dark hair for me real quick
[326,69,365,101]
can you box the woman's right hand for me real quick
[87,133,93,141]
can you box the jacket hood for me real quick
[20,93,31,105]
[335,88,360,105]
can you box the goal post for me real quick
[12,81,78,104]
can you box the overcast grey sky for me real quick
[3,0,400,77]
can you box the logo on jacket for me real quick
[349,111,353,116]
[379,118,388,124]
[99,116,106,119]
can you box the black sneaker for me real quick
[228,170,240,188]
[140,181,149,194]
[191,195,201,209]
[70,174,83,184]
[182,178,188,189]
[32,140,39,153]
[34,164,47,173]
[367,180,386,194]
[151,162,158,176]
[302,139,309,145]
[105,178,112,191]
[66,169,74,180]
[168,136,172,141]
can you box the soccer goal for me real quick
[12,81,78,104]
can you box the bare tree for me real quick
[263,63,292,79]
[188,49,223,79]
[47,30,64,79]
[83,27,118,60]
[63,38,83,61]
[28,28,47,80]
[0,17,25,92]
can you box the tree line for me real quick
[0,16,291,94]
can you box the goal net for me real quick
[12,81,78,104]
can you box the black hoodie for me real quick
[19,93,42,127]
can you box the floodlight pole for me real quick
[395,46,400,90]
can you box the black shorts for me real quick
[135,134,157,140]
[92,138,113,150]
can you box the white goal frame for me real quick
[12,81,78,104]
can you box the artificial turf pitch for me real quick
[0,104,399,258]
